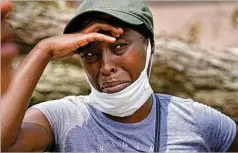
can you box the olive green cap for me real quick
[63,0,154,43]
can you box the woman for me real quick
[2,0,238,152]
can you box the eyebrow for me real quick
[75,31,130,53]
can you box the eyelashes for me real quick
[79,41,130,60]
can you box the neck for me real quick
[104,95,153,123]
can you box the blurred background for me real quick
[5,1,238,123]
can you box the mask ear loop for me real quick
[148,55,153,79]
[144,40,152,70]
[142,39,152,77]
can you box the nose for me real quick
[100,51,117,76]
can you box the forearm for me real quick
[1,25,118,149]
[1,42,52,149]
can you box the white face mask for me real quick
[86,40,153,117]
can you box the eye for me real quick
[86,52,95,57]
[115,43,127,49]
[81,50,100,59]
[111,42,129,55]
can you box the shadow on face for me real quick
[75,15,150,93]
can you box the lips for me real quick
[101,81,130,93]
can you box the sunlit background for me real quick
[6,1,238,123]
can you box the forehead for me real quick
[82,14,122,27]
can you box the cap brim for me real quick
[63,9,143,34]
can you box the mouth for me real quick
[101,81,131,93]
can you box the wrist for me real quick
[35,40,53,59]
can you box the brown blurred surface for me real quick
[6,1,238,53]
[148,1,238,50]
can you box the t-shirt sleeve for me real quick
[30,96,77,145]
[192,102,236,152]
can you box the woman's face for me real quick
[79,25,148,94]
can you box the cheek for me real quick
[80,60,101,89]
[121,48,146,81]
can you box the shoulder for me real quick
[155,93,236,151]
[154,93,227,131]
[33,95,89,108]
[30,95,92,149]
[155,93,195,113]
[31,95,91,125]
[155,93,227,122]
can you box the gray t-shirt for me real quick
[32,93,236,152]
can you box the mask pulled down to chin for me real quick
[86,40,153,117]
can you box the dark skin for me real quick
[1,7,238,151]
[79,26,153,123]
[1,17,153,151]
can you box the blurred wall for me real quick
[10,1,237,51]
[68,1,238,50]
[146,1,238,50]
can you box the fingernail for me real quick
[118,28,123,33]
[111,37,116,41]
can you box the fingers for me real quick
[50,33,116,60]
[82,22,123,37]
[77,32,116,47]
[1,0,12,18]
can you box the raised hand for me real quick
[38,22,123,60]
